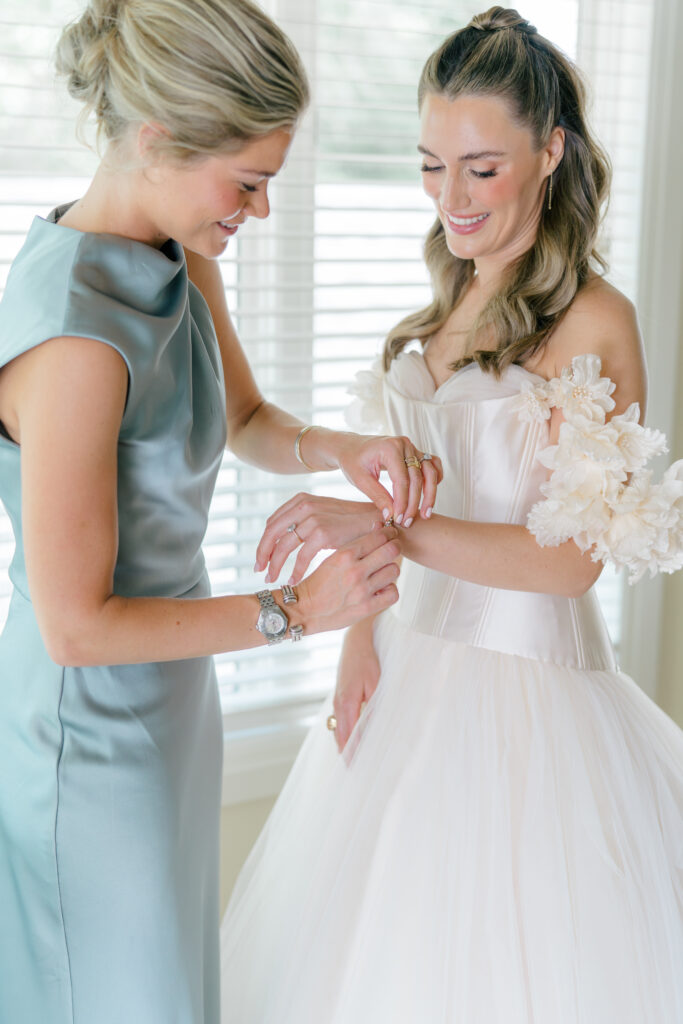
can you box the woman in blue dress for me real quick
[0,1,442,1021]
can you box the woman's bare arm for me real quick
[6,336,399,667]
[184,250,442,524]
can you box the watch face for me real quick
[257,605,288,640]
[264,610,286,634]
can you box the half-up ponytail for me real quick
[384,6,611,374]
[469,5,536,35]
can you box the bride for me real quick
[221,8,683,1022]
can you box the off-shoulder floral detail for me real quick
[513,353,617,424]
[345,358,388,434]
[516,353,683,583]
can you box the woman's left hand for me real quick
[256,496,381,583]
[334,432,443,528]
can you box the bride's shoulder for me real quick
[563,275,637,332]
[541,276,646,414]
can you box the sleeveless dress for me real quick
[221,351,683,1024]
[0,211,226,1024]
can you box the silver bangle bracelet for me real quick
[294,425,316,472]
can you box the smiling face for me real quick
[418,93,563,277]
[142,128,294,257]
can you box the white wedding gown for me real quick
[221,352,683,1024]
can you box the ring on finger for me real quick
[326,715,337,732]
[287,522,303,543]
[404,456,421,470]
[418,453,434,464]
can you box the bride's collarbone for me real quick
[422,338,467,390]
[424,321,493,388]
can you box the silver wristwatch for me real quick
[255,587,303,644]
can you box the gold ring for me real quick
[287,522,303,543]
[326,715,337,731]
[404,457,421,470]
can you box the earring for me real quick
[547,171,553,211]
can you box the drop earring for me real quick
[547,171,553,211]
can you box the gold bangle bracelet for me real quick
[294,425,316,472]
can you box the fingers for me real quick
[402,462,424,528]
[333,692,362,753]
[367,561,401,593]
[334,677,381,755]
[350,472,395,521]
[418,457,440,519]
[263,529,301,583]
[365,581,399,615]
[288,541,318,585]
[378,443,411,523]
[343,523,399,563]
[378,439,431,525]
[257,495,381,579]
[337,435,444,527]
[255,493,304,573]
[368,440,440,527]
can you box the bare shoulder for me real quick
[545,276,647,414]
[562,276,639,335]
[0,336,128,446]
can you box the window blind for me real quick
[0,0,655,801]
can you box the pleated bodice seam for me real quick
[441,405,475,638]
[509,418,544,525]
[568,597,588,671]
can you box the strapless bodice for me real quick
[382,351,617,671]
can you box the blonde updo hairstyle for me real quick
[55,0,310,161]
[384,6,611,374]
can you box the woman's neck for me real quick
[57,153,168,249]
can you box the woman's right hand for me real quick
[295,524,400,637]
[332,618,381,754]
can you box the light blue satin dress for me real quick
[0,209,226,1023]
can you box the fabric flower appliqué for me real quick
[518,353,683,584]
[344,358,388,434]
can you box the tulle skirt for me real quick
[221,610,683,1023]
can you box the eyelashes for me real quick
[241,183,258,193]
[420,164,497,179]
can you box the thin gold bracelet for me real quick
[294,425,316,471]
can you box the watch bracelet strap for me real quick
[256,588,305,641]
[280,584,304,639]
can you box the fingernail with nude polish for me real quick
[404,517,413,528]
[395,513,403,525]
[425,507,433,519]
[382,508,391,521]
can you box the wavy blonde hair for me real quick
[55,0,309,160]
[383,5,611,374]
